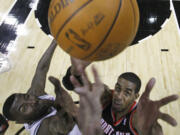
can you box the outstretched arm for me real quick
[71,66,104,135]
[27,39,57,96]
[48,76,78,119]
[132,78,178,135]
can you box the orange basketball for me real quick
[48,0,139,61]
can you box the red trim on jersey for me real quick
[111,109,124,126]
[128,101,137,113]
[111,101,137,126]
[130,109,138,135]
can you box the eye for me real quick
[124,91,131,96]
[19,105,27,113]
[117,88,121,91]
[115,85,121,91]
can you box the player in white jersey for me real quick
[2,39,80,135]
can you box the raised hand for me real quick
[48,76,78,118]
[71,66,104,135]
[133,78,179,135]
[70,57,91,76]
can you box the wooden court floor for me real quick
[0,0,180,134]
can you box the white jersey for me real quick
[24,95,81,135]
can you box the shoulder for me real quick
[27,108,57,135]
[101,85,114,108]
[38,112,75,135]
[37,115,61,135]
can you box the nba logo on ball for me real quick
[48,0,140,61]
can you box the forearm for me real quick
[27,40,57,95]
[81,113,103,135]
[58,88,79,120]
[36,39,57,72]
[78,97,103,135]
[49,76,78,119]
[82,125,103,135]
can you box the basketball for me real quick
[48,0,140,61]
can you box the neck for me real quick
[28,107,53,124]
[112,103,133,121]
[28,100,55,124]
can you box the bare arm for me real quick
[27,39,57,96]
[48,76,78,119]
[38,76,78,135]
[71,66,104,135]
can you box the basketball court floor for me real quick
[0,0,180,134]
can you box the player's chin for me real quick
[112,103,123,112]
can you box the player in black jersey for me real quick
[63,57,179,135]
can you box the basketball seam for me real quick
[55,0,93,39]
[129,0,138,36]
[82,0,122,60]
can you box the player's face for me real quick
[112,78,138,112]
[10,94,53,123]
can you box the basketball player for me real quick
[63,57,179,135]
[2,39,81,135]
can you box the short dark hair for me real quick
[119,72,141,93]
[3,94,16,121]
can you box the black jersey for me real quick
[101,102,138,135]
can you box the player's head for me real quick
[3,93,53,123]
[112,72,141,112]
